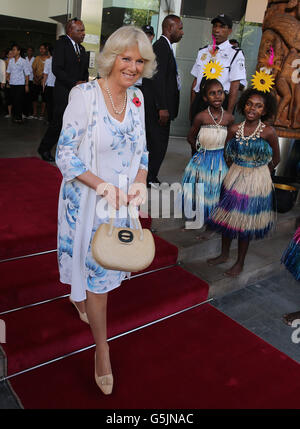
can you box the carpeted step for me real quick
[1,266,208,376]
[0,157,152,260]
[0,235,178,313]
[0,252,68,314]
[0,158,61,259]
[9,303,300,409]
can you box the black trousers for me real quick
[145,107,171,184]
[44,86,54,123]
[4,84,12,108]
[0,87,5,115]
[23,81,33,116]
[10,85,25,120]
[38,88,69,153]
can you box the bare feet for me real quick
[282,311,300,327]
[95,344,112,377]
[207,254,229,266]
[224,262,244,277]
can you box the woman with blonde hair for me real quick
[55,25,156,394]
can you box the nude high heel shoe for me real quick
[69,297,89,324]
[94,352,113,395]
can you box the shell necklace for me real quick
[236,119,265,145]
[208,106,224,127]
[105,79,127,115]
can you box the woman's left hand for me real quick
[128,182,147,207]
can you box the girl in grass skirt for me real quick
[281,226,300,326]
[282,227,300,281]
[207,88,280,276]
[181,79,234,228]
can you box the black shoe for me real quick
[38,149,55,162]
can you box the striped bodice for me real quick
[225,137,272,168]
[196,125,228,151]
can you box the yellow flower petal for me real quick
[203,60,224,80]
[251,70,274,93]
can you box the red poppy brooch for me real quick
[132,93,141,107]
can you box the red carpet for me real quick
[2,157,300,409]
[1,266,208,376]
[0,157,152,260]
[0,158,61,259]
[0,235,178,313]
[9,304,300,409]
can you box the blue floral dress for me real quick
[55,81,148,301]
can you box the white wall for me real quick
[103,0,159,9]
[0,0,69,23]
[245,0,268,23]
[157,0,181,52]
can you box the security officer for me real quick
[135,25,155,87]
[141,24,155,43]
[190,14,246,128]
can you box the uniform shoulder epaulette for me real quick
[231,46,245,56]
[198,45,208,51]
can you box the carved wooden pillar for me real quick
[257,0,300,138]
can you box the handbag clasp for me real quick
[118,230,134,243]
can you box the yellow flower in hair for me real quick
[251,70,275,93]
[203,60,224,80]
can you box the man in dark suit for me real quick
[141,15,184,187]
[38,18,89,161]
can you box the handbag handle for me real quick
[108,204,144,241]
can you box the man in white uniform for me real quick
[6,44,30,123]
[190,14,246,132]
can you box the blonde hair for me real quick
[97,26,156,79]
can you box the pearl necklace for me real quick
[208,106,224,127]
[236,120,265,145]
[105,79,127,115]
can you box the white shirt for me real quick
[44,57,56,87]
[67,35,80,54]
[25,56,35,81]
[191,39,246,93]
[162,35,173,51]
[135,77,142,86]
[0,59,5,84]
[7,57,30,85]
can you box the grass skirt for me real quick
[281,227,300,280]
[208,163,275,240]
[181,148,228,222]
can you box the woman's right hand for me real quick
[96,182,128,210]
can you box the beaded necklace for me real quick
[208,106,224,127]
[105,79,127,115]
[235,120,265,146]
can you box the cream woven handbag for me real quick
[91,205,155,272]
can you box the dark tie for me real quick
[75,44,81,61]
